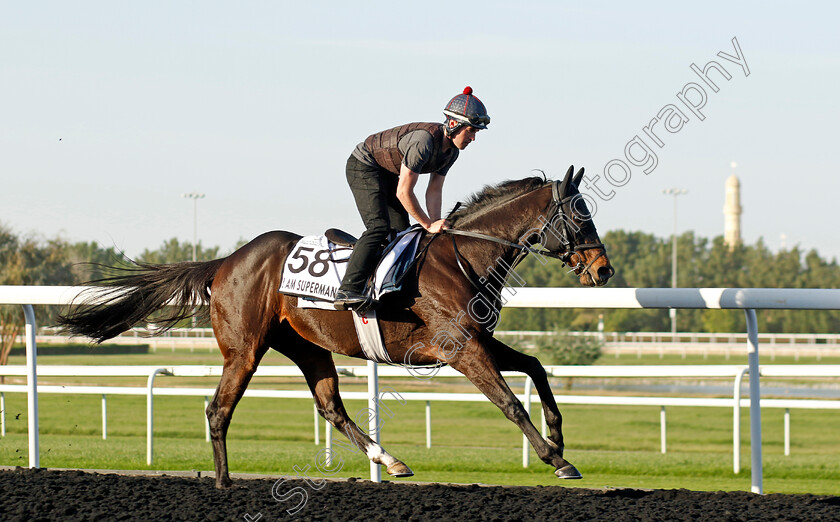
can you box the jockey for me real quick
[334,86,490,311]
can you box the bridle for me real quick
[539,180,609,276]
[441,179,611,293]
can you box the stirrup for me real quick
[353,294,380,314]
[334,289,379,312]
[334,290,363,311]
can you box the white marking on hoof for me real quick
[365,442,398,467]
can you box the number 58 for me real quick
[287,247,331,277]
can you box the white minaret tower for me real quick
[723,161,742,249]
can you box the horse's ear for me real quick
[559,165,574,194]
[564,165,574,181]
[573,167,585,187]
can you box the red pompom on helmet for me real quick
[443,86,490,134]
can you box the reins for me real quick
[443,228,563,258]
[389,179,611,295]
[441,229,606,295]
[437,179,609,292]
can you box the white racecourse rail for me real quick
[2,363,838,480]
[1,285,840,493]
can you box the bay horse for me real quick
[59,165,613,488]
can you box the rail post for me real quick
[23,304,39,469]
[367,360,381,482]
[744,309,763,494]
[784,408,790,456]
[146,368,168,466]
[314,402,320,445]
[732,367,748,474]
[205,397,211,442]
[541,406,547,439]
[522,376,532,468]
[325,420,333,467]
[101,394,107,440]
[660,406,667,454]
[425,400,431,449]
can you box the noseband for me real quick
[442,180,610,291]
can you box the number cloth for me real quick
[279,234,350,303]
[277,229,421,363]
[278,227,423,308]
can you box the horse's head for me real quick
[534,165,614,287]
[446,170,613,287]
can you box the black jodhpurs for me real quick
[340,155,410,293]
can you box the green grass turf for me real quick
[6,349,837,395]
[1,389,839,495]
[11,348,840,367]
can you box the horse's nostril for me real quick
[597,266,613,281]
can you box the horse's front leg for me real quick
[485,336,566,456]
[449,338,581,479]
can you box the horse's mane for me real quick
[448,176,549,226]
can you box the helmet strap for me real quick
[444,118,463,137]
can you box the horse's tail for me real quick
[57,258,227,344]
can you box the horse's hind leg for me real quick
[279,332,413,478]
[486,337,566,454]
[206,342,269,488]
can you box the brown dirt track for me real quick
[1,468,838,521]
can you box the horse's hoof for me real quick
[386,462,414,477]
[555,464,582,479]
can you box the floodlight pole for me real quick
[181,192,205,262]
[662,188,687,336]
[182,192,205,328]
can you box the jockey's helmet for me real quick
[443,86,490,135]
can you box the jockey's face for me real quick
[451,125,479,150]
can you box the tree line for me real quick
[498,230,840,334]
[0,223,234,363]
[1,223,839,343]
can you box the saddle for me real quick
[325,228,357,248]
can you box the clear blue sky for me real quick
[2,1,839,261]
